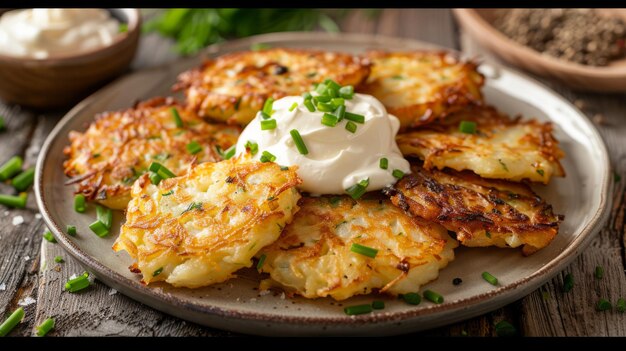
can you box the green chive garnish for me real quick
[482,271,498,286]
[250,42,271,51]
[0,307,24,337]
[616,298,625,313]
[350,243,378,258]
[303,99,316,112]
[314,95,331,103]
[74,194,86,213]
[43,230,56,243]
[423,290,444,304]
[260,151,277,163]
[256,254,267,271]
[323,78,341,92]
[289,102,298,112]
[261,119,277,130]
[372,301,385,310]
[345,178,369,200]
[89,220,109,238]
[66,225,77,236]
[345,121,357,133]
[495,321,517,337]
[0,193,27,208]
[459,121,477,134]
[0,116,4,131]
[321,113,339,127]
[64,272,90,293]
[244,141,259,156]
[339,85,354,99]
[149,172,162,185]
[302,92,312,100]
[334,105,346,121]
[380,158,388,170]
[148,162,176,179]
[401,292,422,305]
[536,169,545,176]
[161,190,174,196]
[171,108,183,128]
[331,98,345,108]
[181,202,202,215]
[35,318,55,337]
[344,112,365,124]
[343,304,372,316]
[315,83,329,95]
[0,156,23,181]
[153,267,163,277]
[262,97,274,116]
[223,145,236,160]
[289,129,309,155]
[96,205,112,229]
[392,169,405,179]
[11,167,35,192]
[563,273,574,292]
[595,266,604,279]
[54,256,64,263]
[186,141,202,155]
[316,102,334,112]
[118,23,128,33]
[596,299,612,311]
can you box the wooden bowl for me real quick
[0,9,141,110]
[453,9,626,92]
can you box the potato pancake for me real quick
[63,97,240,209]
[113,156,302,288]
[258,196,457,300]
[396,106,565,184]
[383,164,563,255]
[359,51,484,130]
[175,48,370,125]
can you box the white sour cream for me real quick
[236,93,411,195]
[0,8,122,59]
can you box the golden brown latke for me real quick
[396,105,565,184]
[113,156,302,288]
[383,164,563,255]
[63,97,240,209]
[175,48,371,125]
[258,196,457,300]
[359,51,484,130]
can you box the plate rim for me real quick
[34,31,613,329]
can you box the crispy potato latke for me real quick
[113,156,302,288]
[258,196,457,300]
[384,164,563,255]
[175,48,370,125]
[63,97,240,209]
[396,106,565,184]
[360,51,484,130]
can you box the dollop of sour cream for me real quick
[236,93,411,195]
[0,8,122,59]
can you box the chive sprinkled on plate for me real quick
[54,256,64,263]
[170,107,183,128]
[256,254,267,271]
[260,151,276,163]
[459,120,477,134]
[43,230,56,243]
[35,317,55,337]
[563,273,574,292]
[65,272,90,293]
[74,194,86,213]
[0,116,4,131]
[345,121,357,133]
[343,304,372,316]
[423,290,444,304]
[0,193,27,208]
[350,243,378,258]
[289,129,309,155]
[66,225,77,236]
[0,307,24,337]
[596,298,612,311]
[89,220,109,238]
[0,156,22,181]
[401,292,421,305]
[186,141,202,155]
[372,301,385,310]
[595,266,604,279]
[482,271,498,285]
[11,167,35,192]
[616,298,625,313]
[96,205,113,229]
[495,320,517,337]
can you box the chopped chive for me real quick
[250,42,271,51]
[0,307,24,337]
[260,151,276,163]
[321,113,339,127]
[118,23,128,33]
[595,266,604,279]
[54,256,64,263]
[223,145,236,160]
[245,140,259,156]
[482,271,498,286]
[350,243,378,258]
[563,273,574,292]
[315,83,329,95]
[379,158,388,170]
[596,298,612,311]
[0,116,4,131]
[345,121,357,133]
[186,141,202,155]
[43,230,56,243]
[260,119,277,130]
[323,78,341,91]
[617,298,625,313]
[181,202,202,215]
[345,178,369,200]
[66,225,77,236]
[0,193,27,208]
[64,272,90,293]
[153,267,163,277]
[280,166,289,171]
[303,99,316,112]
[536,169,545,176]
[498,159,509,172]
[344,304,372,316]
[256,254,267,271]
[344,112,365,124]
[372,301,385,310]
[260,111,271,120]
[331,98,345,108]
[289,102,298,112]
[0,156,23,181]
[316,102,335,112]
[334,105,346,121]
[314,95,331,103]
[96,205,112,229]
[74,194,86,213]
[35,317,55,337]
[161,190,174,196]
[495,321,517,337]
[149,162,176,179]
[401,292,422,305]
[339,85,354,99]
[302,92,312,100]
[423,289,444,304]
[149,171,162,185]
[459,120,477,134]
[89,220,109,238]
[170,108,183,128]
[392,169,405,179]
[289,129,309,155]
[262,97,274,116]
[11,167,35,192]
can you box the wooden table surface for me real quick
[1,9,625,337]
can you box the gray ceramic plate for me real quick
[35,32,612,336]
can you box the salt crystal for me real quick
[35,213,42,219]
[0,283,6,291]
[24,256,30,261]
[18,296,36,306]
[12,216,24,226]
[4,211,8,216]
[280,292,286,300]
[109,289,117,295]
